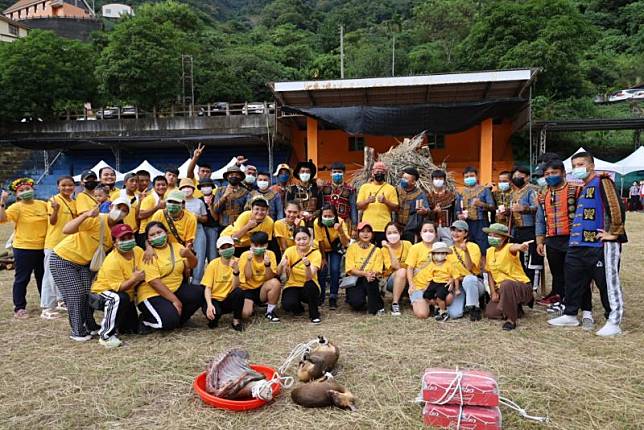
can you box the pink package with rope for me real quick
[422,369,499,407]
[423,403,502,430]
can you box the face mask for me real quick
[464,177,477,187]
[374,173,386,182]
[572,167,589,180]
[84,180,98,190]
[252,247,266,256]
[421,231,435,243]
[498,182,510,192]
[511,176,525,188]
[182,188,193,198]
[488,236,502,247]
[331,173,344,184]
[150,233,167,248]
[257,180,269,191]
[200,186,213,195]
[118,239,136,252]
[433,179,444,188]
[299,173,311,183]
[399,178,409,189]
[545,175,562,187]
[228,177,241,186]
[386,233,400,244]
[245,175,256,185]
[17,190,34,200]
[278,173,290,184]
[536,177,547,187]
[321,217,335,227]
[220,247,235,259]
[433,253,447,263]
[109,209,124,221]
[167,203,182,215]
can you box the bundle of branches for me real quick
[349,132,456,194]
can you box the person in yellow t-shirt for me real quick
[149,190,197,248]
[50,197,130,340]
[482,223,533,331]
[137,221,201,332]
[356,162,399,245]
[99,166,121,200]
[202,236,245,331]
[278,227,322,324]
[408,242,460,321]
[405,220,438,282]
[344,222,385,315]
[448,220,485,322]
[313,204,350,310]
[274,201,304,254]
[222,197,274,256]
[239,231,281,322]
[76,170,100,214]
[90,224,143,348]
[0,178,48,319]
[137,175,167,246]
[136,170,151,194]
[380,223,412,316]
[41,175,77,320]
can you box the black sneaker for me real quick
[470,307,482,321]
[231,322,244,332]
[265,311,280,323]
[329,298,337,310]
[137,321,153,335]
[502,321,516,331]
[435,311,447,321]
[208,318,219,329]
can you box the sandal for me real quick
[502,321,516,331]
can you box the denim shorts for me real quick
[410,290,424,303]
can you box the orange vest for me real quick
[539,183,580,237]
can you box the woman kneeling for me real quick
[344,222,385,315]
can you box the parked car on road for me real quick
[242,102,266,114]
[607,89,640,103]
[121,106,138,118]
[97,107,119,119]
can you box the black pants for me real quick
[138,282,204,330]
[281,281,320,319]
[423,281,449,301]
[203,287,245,323]
[513,226,543,286]
[347,277,383,314]
[91,291,138,339]
[12,248,44,312]
[545,243,566,300]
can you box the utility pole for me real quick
[181,54,194,117]
[340,25,345,79]
[391,33,396,77]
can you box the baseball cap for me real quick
[111,196,131,209]
[450,220,469,231]
[111,224,133,239]
[166,190,185,203]
[216,236,235,249]
[81,170,97,181]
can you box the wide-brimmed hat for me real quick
[273,163,292,176]
[179,178,195,189]
[482,223,513,238]
[294,159,317,179]
[197,178,215,188]
[223,165,245,181]
[429,242,452,254]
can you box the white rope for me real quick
[499,396,549,423]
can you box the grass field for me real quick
[0,217,643,430]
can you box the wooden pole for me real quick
[480,118,493,185]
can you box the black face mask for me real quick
[374,173,386,182]
[228,177,241,186]
[84,180,98,190]
[511,177,525,188]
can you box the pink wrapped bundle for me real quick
[423,403,502,430]
[422,369,499,407]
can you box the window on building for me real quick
[427,133,445,149]
[8,24,19,36]
[348,135,365,152]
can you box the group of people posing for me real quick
[0,145,627,348]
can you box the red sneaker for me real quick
[537,294,560,306]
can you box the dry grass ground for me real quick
[0,217,643,430]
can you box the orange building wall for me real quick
[8,1,91,20]
[287,120,516,185]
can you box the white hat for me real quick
[273,163,292,176]
[216,236,235,249]
[111,196,131,209]
[429,242,452,254]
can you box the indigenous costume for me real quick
[427,189,456,227]
[492,189,512,226]
[509,184,542,288]
[396,186,428,242]
[456,185,494,252]
[321,182,357,230]
[246,189,283,221]
[212,166,249,228]
[286,160,321,227]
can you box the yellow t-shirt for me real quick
[137,242,186,303]
[201,257,237,301]
[75,191,98,214]
[485,244,530,286]
[312,218,342,252]
[405,242,433,271]
[273,219,304,249]
[283,246,322,289]
[108,187,121,201]
[150,209,197,244]
[221,211,274,248]
[44,194,77,249]
[357,182,399,232]
[238,250,278,290]
[345,242,384,275]
[448,242,482,278]
[120,192,139,232]
[138,192,163,233]
[381,240,412,276]
[53,214,113,265]
[91,247,143,300]
[3,200,49,250]
[413,261,458,290]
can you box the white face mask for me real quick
[299,173,311,183]
[386,233,400,244]
[245,175,256,184]
[433,253,447,262]
[109,209,124,221]
[421,231,435,243]
[433,179,444,188]
[257,180,269,191]
[182,188,193,198]
[200,186,213,195]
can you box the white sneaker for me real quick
[595,322,622,337]
[40,309,61,320]
[99,335,123,348]
[391,303,401,316]
[581,317,595,331]
[56,301,67,312]
[376,308,386,316]
[69,335,92,342]
[548,315,580,327]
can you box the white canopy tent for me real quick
[123,160,165,179]
[615,146,644,175]
[563,147,620,173]
[178,157,245,180]
[73,160,124,182]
